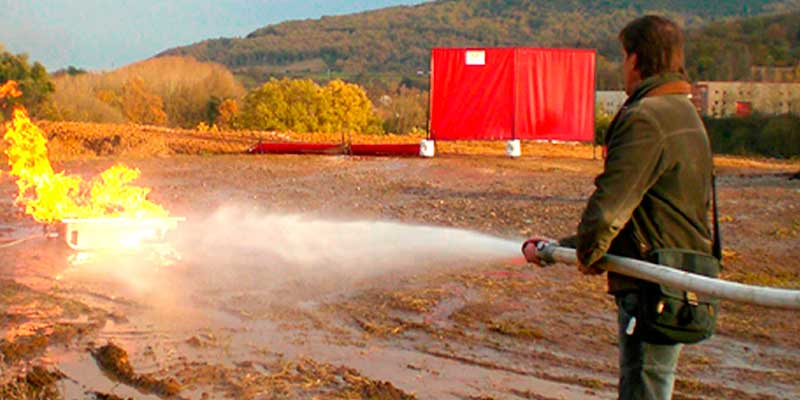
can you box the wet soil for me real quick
[0,150,798,399]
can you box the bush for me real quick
[377,86,427,135]
[236,78,382,134]
[704,114,800,158]
[594,107,614,145]
[759,116,800,158]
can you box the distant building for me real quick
[596,90,627,114]
[692,81,800,117]
[750,65,800,83]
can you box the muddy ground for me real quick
[0,149,798,399]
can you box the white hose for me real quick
[536,244,800,310]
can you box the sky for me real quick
[0,0,428,71]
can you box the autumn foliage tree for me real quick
[236,78,381,134]
[129,57,244,127]
[119,76,167,125]
[50,56,244,127]
[215,98,238,128]
[237,78,322,132]
[320,79,374,133]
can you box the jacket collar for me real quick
[626,73,689,105]
[644,81,692,98]
[604,74,690,147]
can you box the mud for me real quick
[0,366,65,399]
[0,149,798,399]
[91,392,133,400]
[91,342,181,398]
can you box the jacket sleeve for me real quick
[558,235,578,248]
[577,109,668,267]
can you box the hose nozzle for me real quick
[535,240,558,265]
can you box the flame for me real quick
[2,80,167,223]
[0,80,22,99]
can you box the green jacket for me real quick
[574,74,714,293]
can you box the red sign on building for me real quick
[736,101,752,116]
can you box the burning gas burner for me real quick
[54,217,184,251]
[46,217,185,267]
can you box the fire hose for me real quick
[534,243,800,311]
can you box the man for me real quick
[523,16,714,400]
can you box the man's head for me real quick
[619,15,686,94]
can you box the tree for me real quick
[236,77,381,134]
[50,56,244,127]
[760,116,800,157]
[237,78,322,132]
[119,76,167,125]
[704,114,800,158]
[0,49,54,117]
[320,79,374,134]
[162,0,791,89]
[216,99,238,128]
[205,96,222,125]
[377,86,427,134]
[66,66,87,76]
[51,65,87,76]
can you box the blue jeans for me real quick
[616,293,683,400]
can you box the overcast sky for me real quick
[0,0,428,71]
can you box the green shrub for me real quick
[0,49,53,118]
[704,114,800,158]
[594,107,614,145]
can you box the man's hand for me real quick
[522,237,557,267]
[578,262,605,275]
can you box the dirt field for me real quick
[0,131,798,399]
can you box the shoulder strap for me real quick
[697,101,723,263]
[711,173,723,262]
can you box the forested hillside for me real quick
[686,11,800,81]
[161,0,800,89]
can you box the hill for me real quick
[686,10,800,80]
[160,0,800,89]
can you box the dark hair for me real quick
[619,15,686,79]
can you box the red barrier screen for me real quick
[430,48,596,142]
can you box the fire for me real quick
[0,80,22,99]
[2,80,167,223]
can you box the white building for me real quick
[692,81,800,117]
[596,91,627,114]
